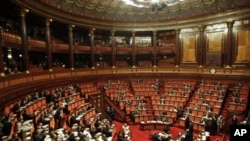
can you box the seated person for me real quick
[200,117,207,124]
[160,99,165,105]
[22,109,33,121]
[232,91,239,98]
[217,95,223,102]
[203,100,209,105]
[168,91,173,95]
[130,109,140,120]
[186,108,192,114]
[158,132,171,141]
[193,104,199,110]
[162,116,169,123]
[39,112,50,125]
[125,100,132,106]
[199,94,205,99]
[162,111,167,116]
[206,106,213,112]
[137,102,145,110]
[201,80,205,85]
[177,107,184,117]
[163,125,170,133]
[238,99,245,104]
[155,115,162,121]
[180,91,185,97]
[173,106,178,112]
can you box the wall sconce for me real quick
[7,48,12,59]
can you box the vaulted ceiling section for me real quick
[12,0,250,30]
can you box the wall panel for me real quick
[236,29,250,62]
[206,32,224,53]
[181,34,197,63]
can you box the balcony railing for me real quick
[0,67,249,89]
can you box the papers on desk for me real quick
[205,131,209,136]
[202,136,206,140]
[42,124,49,129]
[52,110,57,115]
[180,117,185,120]
[56,128,64,135]
[240,121,247,124]
[23,120,33,125]
[106,137,112,141]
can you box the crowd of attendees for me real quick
[0,78,248,141]
[0,83,116,141]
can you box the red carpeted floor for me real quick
[112,120,229,141]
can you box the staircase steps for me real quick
[220,92,232,118]
[144,96,154,116]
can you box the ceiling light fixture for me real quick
[122,0,184,11]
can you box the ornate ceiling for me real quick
[11,0,250,30]
[42,0,249,22]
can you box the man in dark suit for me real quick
[106,106,115,120]
[210,114,217,135]
[34,129,44,141]
[75,84,82,94]
[185,115,190,129]
[189,121,194,134]
[12,101,20,114]
[177,107,184,118]
[184,129,193,141]
[22,110,33,121]
[54,107,64,128]
[231,115,238,125]
[2,116,12,136]
[69,113,77,127]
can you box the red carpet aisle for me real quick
[112,120,227,141]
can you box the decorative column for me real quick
[131,31,136,68]
[0,27,5,76]
[111,30,116,68]
[68,24,75,70]
[45,18,52,71]
[225,21,234,68]
[198,25,205,67]
[175,28,180,67]
[20,8,29,73]
[152,30,157,67]
[89,28,96,69]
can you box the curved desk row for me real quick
[139,121,171,131]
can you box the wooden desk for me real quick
[140,121,170,131]
[179,118,205,132]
